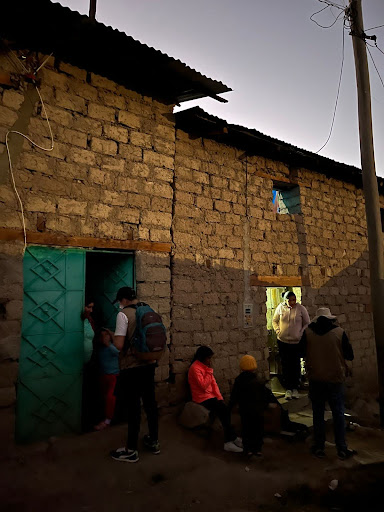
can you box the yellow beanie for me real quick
[239,355,257,371]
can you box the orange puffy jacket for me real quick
[188,360,223,403]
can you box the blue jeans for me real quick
[309,381,347,452]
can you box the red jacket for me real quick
[188,360,223,403]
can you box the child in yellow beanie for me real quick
[229,355,277,457]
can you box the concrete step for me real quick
[278,393,310,413]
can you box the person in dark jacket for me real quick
[229,355,278,457]
[299,307,356,460]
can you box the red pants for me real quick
[100,374,118,421]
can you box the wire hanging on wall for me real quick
[4,49,55,251]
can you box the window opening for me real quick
[272,182,301,214]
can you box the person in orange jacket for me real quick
[188,346,243,453]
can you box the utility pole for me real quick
[348,0,384,426]
[89,0,97,21]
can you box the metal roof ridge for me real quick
[175,107,364,174]
[49,1,231,92]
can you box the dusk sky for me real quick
[58,0,384,178]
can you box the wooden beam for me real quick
[250,275,305,287]
[0,229,171,253]
[0,72,13,86]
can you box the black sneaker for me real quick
[311,447,326,459]
[110,447,139,463]
[337,448,357,460]
[143,435,160,454]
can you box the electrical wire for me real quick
[6,85,54,251]
[374,42,384,57]
[3,47,55,251]
[310,1,346,30]
[315,20,346,154]
[366,43,384,89]
[365,24,384,32]
[36,53,53,74]
[318,0,345,9]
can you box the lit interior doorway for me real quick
[266,286,302,396]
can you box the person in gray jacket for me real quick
[272,291,310,400]
[299,307,356,460]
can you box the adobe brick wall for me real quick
[173,131,380,400]
[0,51,382,415]
[0,54,174,405]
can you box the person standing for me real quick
[299,307,356,460]
[229,355,278,457]
[272,291,310,400]
[108,287,160,463]
[94,329,120,431]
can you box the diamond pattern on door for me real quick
[86,252,134,330]
[30,300,60,323]
[16,375,82,443]
[31,259,60,282]
[16,246,85,443]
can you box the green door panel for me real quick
[17,246,85,443]
[86,252,134,330]
[19,332,84,379]
[16,375,82,443]
[22,290,84,335]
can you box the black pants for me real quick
[201,398,236,443]
[241,410,264,453]
[118,365,158,451]
[278,340,301,390]
[309,381,347,452]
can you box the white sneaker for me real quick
[285,390,293,400]
[234,437,243,449]
[292,389,299,399]
[224,441,243,453]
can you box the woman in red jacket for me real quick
[188,346,243,453]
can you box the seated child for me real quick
[188,346,243,453]
[94,329,120,431]
[229,355,277,457]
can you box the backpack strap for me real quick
[123,302,148,311]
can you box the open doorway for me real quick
[266,286,303,397]
[82,250,135,431]
[85,250,135,329]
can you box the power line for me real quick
[366,43,384,89]
[315,20,346,154]
[318,0,345,9]
[310,3,346,29]
[365,24,384,32]
[374,42,384,57]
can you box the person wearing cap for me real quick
[108,287,160,463]
[299,307,355,460]
[229,355,278,457]
[272,291,310,400]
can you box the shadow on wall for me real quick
[168,252,377,409]
[0,242,377,414]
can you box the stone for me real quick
[178,401,210,429]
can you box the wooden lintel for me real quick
[0,229,171,253]
[254,171,302,187]
[250,275,304,287]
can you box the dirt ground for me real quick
[1,408,384,512]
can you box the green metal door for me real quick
[86,252,135,330]
[16,246,85,443]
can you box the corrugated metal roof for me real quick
[0,0,231,104]
[175,107,384,191]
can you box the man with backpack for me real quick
[108,287,166,463]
